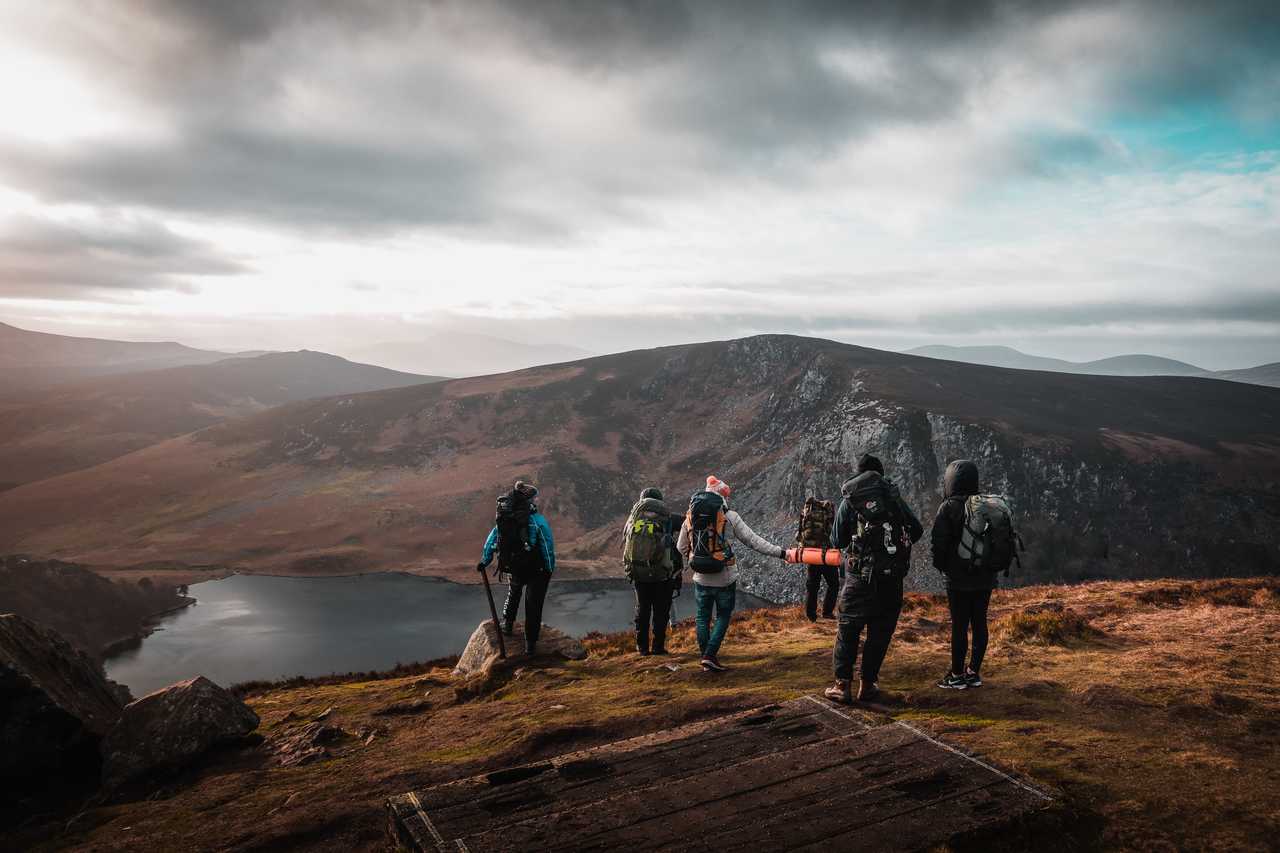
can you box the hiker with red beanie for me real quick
[677,475,786,672]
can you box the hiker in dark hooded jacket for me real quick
[477,480,556,656]
[824,454,923,705]
[931,459,995,690]
[622,487,683,656]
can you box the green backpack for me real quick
[623,498,674,582]
[957,494,1022,575]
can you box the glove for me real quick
[476,561,488,574]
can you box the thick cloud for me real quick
[0,217,244,299]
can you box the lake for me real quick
[105,573,771,695]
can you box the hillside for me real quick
[9,577,1279,852]
[0,351,440,490]
[1218,362,1280,389]
[0,556,189,659]
[0,321,253,393]
[0,335,1276,596]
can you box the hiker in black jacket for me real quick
[824,454,924,705]
[931,459,996,689]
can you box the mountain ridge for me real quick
[0,334,1275,596]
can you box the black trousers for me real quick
[833,575,903,684]
[634,578,675,652]
[805,565,840,620]
[502,570,551,651]
[947,588,993,675]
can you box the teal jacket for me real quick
[480,512,556,573]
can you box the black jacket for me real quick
[930,460,997,591]
[831,471,924,551]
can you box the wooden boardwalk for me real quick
[387,696,1051,852]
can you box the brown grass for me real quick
[10,577,1280,853]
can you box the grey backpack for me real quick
[957,494,1022,575]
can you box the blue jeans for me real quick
[694,582,736,658]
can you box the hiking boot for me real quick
[937,672,968,690]
[525,643,537,657]
[821,612,836,620]
[637,648,651,656]
[857,680,880,702]
[700,656,726,672]
[824,679,853,705]
[651,646,669,655]
[502,620,514,637]
[964,669,983,688]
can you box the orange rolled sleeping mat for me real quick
[785,547,843,567]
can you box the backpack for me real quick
[795,497,835,548]
[957,494,1021,575]
[842,474,911,580]
[623,499,674,583]
[686,491,734,573]
[495,490,541,578]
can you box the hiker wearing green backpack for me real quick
[622,487,683,655]
[677,475,787,672]
[795,497,839,621]
[931,459,1022,690]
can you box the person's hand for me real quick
[476,561,487,574]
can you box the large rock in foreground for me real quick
[0,613,127,787]
[453,621,587,678]
[101,675,259,787]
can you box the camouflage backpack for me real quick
[794,497,835,548]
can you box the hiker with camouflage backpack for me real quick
[677,476,787,672]
[623,487,683,656]
[824,454,924,705]
[931,460,1022,690]
[796,497,838,621]
[476,480,557,656]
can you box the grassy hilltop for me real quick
[17,577,1280,852]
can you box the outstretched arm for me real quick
[726,510,786,558]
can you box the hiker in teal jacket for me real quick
[477,480,556,654]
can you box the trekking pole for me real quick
[479,566,507,659]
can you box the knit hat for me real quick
[705,475,731,498]
[856,454,884,475]
[514,480,538,498]
[640,487,664,501]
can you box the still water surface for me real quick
[106,573,769,695]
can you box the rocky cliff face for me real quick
[0,335,1276,595]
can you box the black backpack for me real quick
[495,490,541,578]
[685,491,733,573]
[842,474,911,580]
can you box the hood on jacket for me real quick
[856,453,884,475]
[640,487,664,501]
[944,460,979,499]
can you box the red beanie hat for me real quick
[706,475,731,498]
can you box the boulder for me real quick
[453,621,587,678]
[100,675,259,786]
[0,613,127,787]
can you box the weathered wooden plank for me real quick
[385,697,1051,853]
[425,702,868,836]
[451,724,923,851]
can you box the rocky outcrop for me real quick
[0,613,127,788]
[100,675,259,787]
[453,621,587,678]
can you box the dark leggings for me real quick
[503,570,551,651]
[947,588,992,675]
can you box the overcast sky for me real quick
[0,0,1277,368]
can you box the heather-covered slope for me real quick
[0,336,1276,595]
[0,351,438,489]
